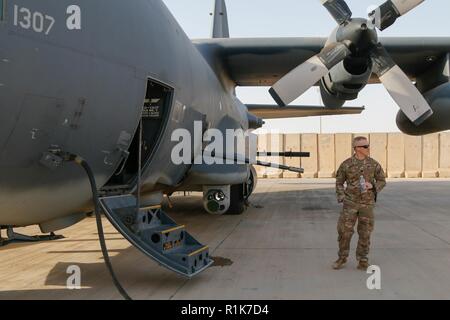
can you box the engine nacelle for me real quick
[397,83,450,136]
[321,57,372,108]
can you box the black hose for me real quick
[74,156,132,300]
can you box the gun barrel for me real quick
[257,152,310,158]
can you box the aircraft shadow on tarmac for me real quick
[0,238,198,299]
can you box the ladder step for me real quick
[167,244,212,275]
[140,204,162,211]
[188,245,209,257]
[99,194,213,277]
[161,225,185,234]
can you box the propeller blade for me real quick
[320,0,353,25]
[270,42,351,106]
[270,56,329,107]
[369,0,425,31]
[371,44,433,126]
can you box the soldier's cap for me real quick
[353,137,369,148]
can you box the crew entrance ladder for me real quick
[99,194,213,277]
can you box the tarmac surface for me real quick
[1,178,450,300]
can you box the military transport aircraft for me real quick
[1,0,449,296]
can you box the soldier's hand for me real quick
[365,182,373,190]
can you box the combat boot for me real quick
[357,260,369,271]
[332,257,347,270]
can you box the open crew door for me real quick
[99,79,213,277]
[103,79,172,193]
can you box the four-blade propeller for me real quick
[269,0,431,126]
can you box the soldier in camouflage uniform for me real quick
[332,136,386,271]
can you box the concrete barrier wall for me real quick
[266,133,284,179]
[422,134,439,178]
[256,132,450,179]
[387,133,405,178]
[370,133,387,173]
[283,134,301,178]
[404,135,422,178]
[318,134,335,178]
[439,133,450,178]
[301,134,318,178]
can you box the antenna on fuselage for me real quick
[211,0,229,38]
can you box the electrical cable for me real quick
[72,155,132,300]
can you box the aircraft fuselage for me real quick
[0,0,248,227]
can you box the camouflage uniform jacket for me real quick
[336,155,386,205]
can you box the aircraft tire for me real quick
[226,184,246,215]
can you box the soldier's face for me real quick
[354,140,370,157]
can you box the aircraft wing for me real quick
[246,105,364,119]
[194,37,450,86]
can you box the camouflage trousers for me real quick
[337,201,375,262]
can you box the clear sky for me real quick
[162,0,450,133]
